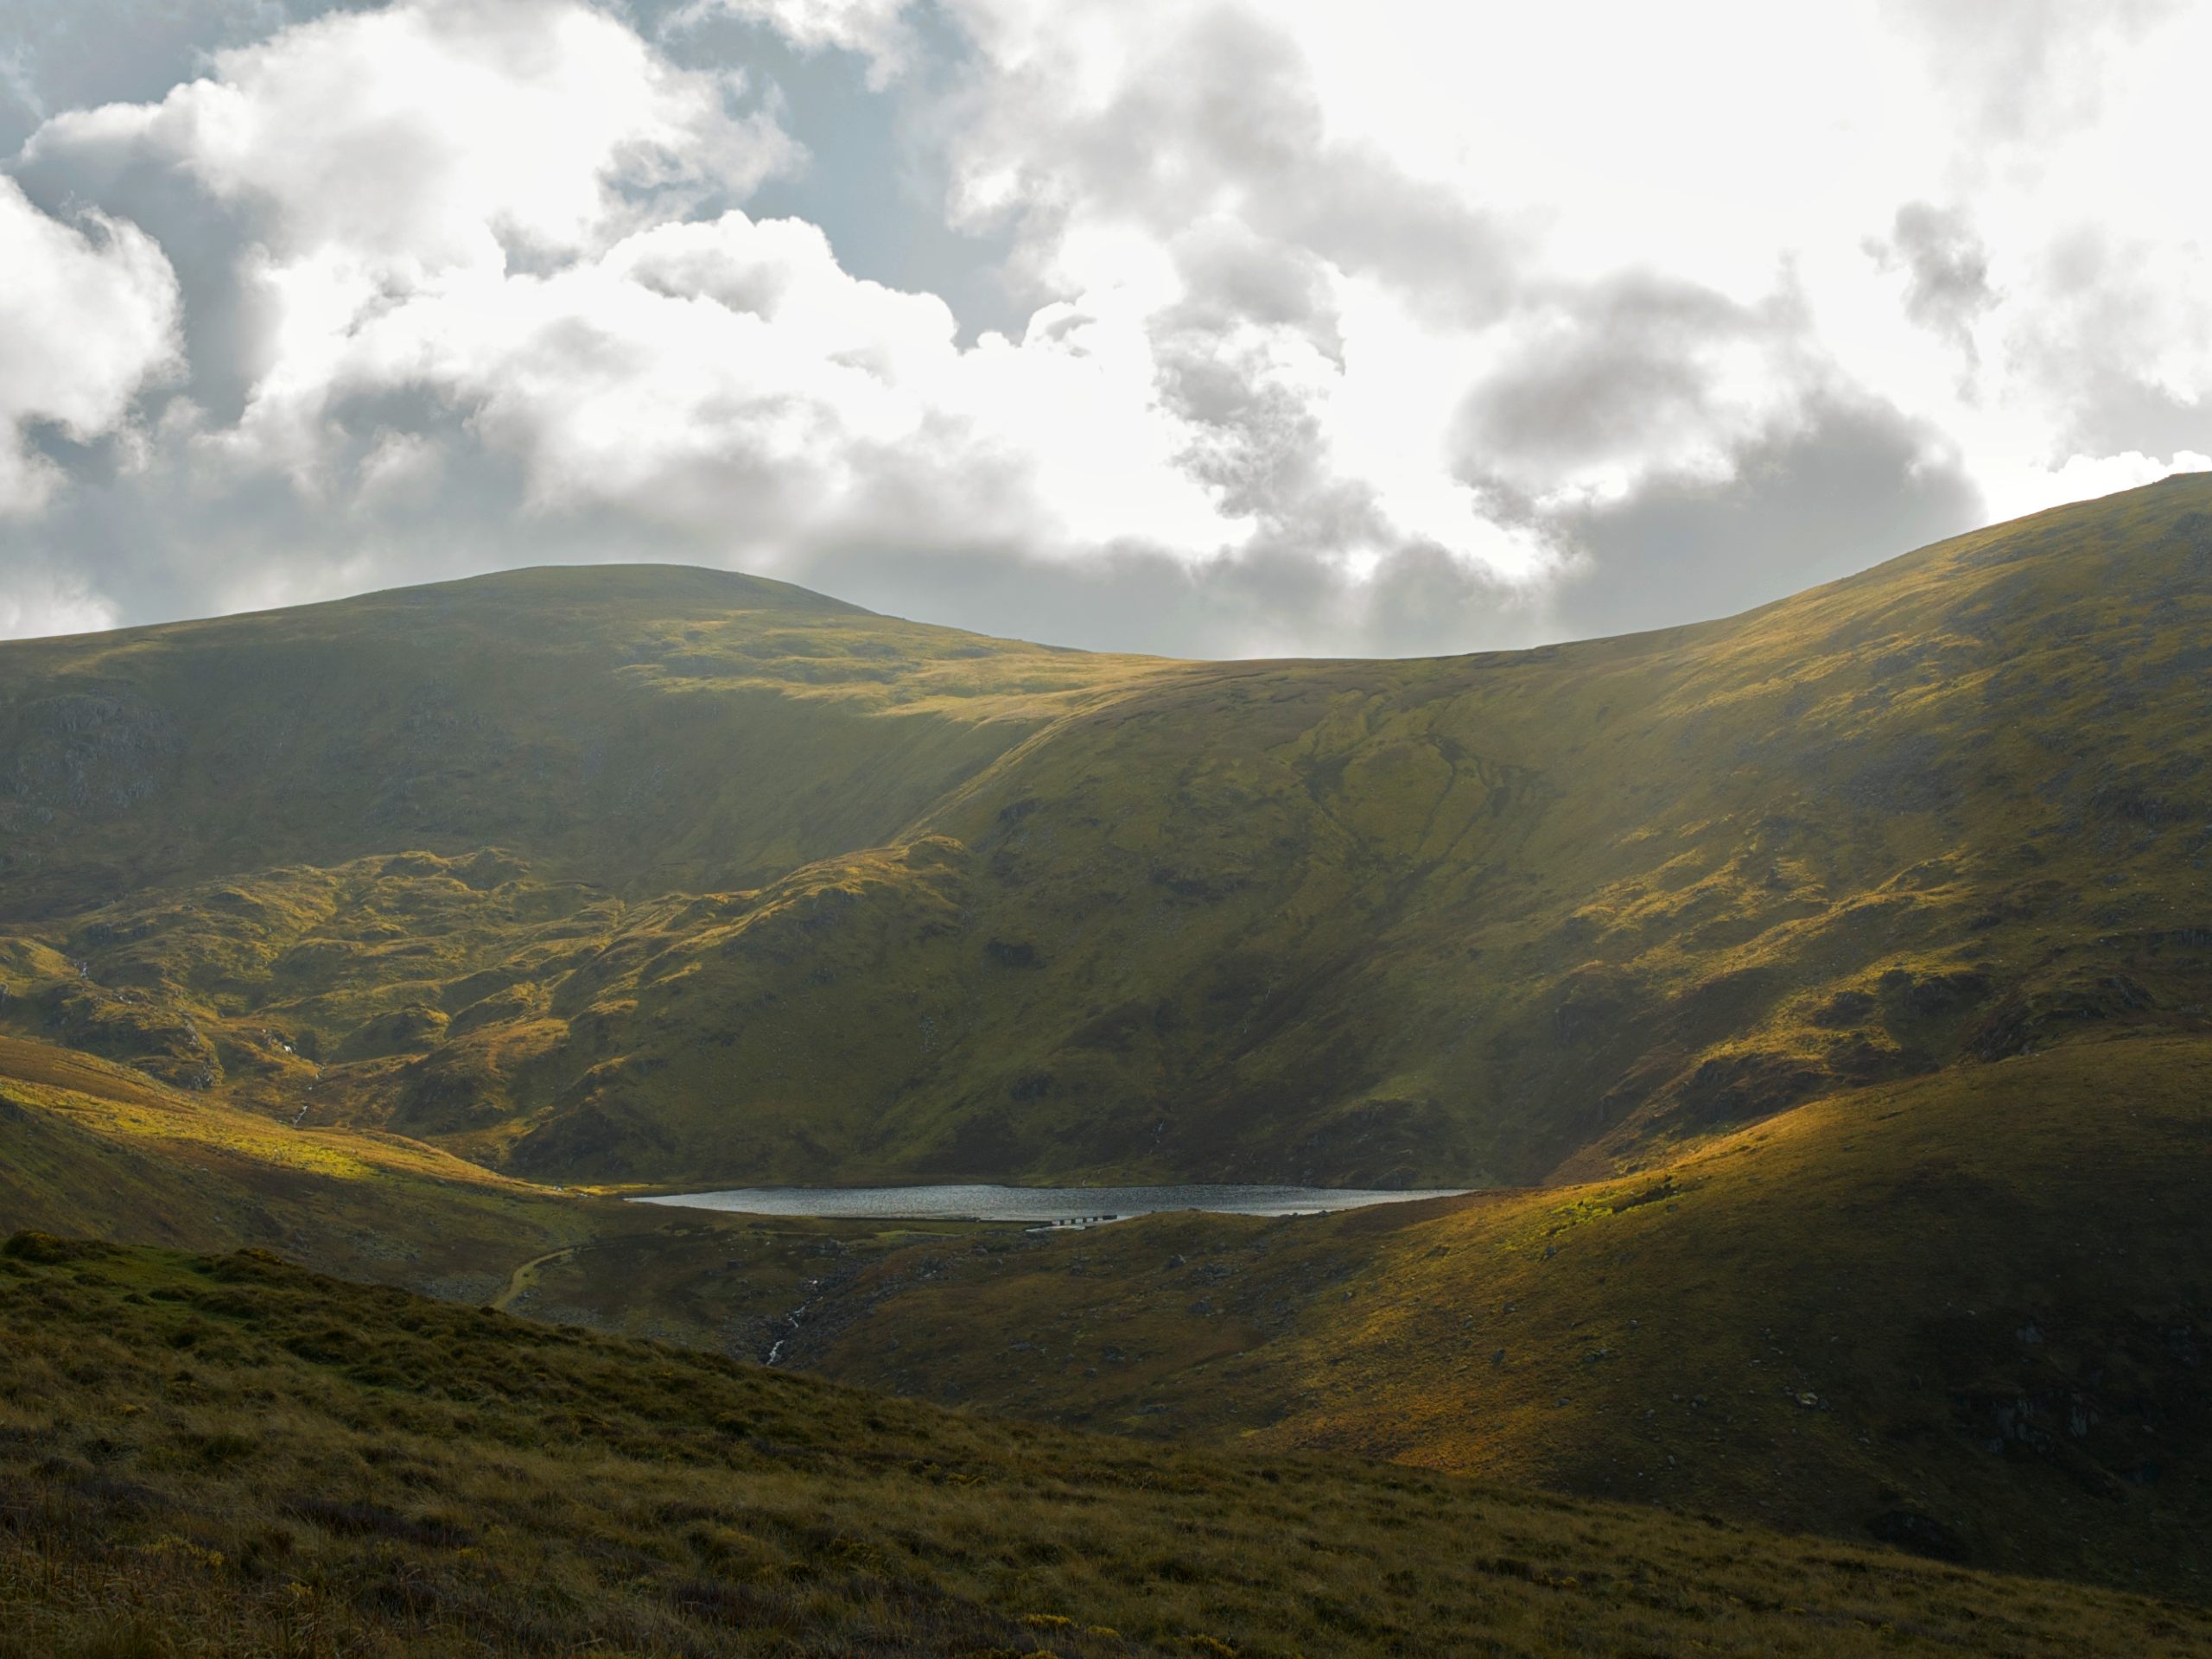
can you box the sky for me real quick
[1,0,2209,656]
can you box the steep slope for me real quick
[826,472,2212,1185]
[656,1036,2212,1601]
[3,478,2210,1183]
[5,1234,2205,1658]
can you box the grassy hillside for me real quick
[3,477,2209,1185]
[14,967,2207,1606]
[6,482,2212,1642]
[0,564,1165,922]
[575,1037,2212,1602]
[0,1031,982,1359]
[6,1232,2207,1658]
[0,1032,621,1297]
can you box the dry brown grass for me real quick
[4,1235,2208,1657]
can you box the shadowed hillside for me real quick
[9,971,2211,1603]
[651,1036,2206,1600]
[0,1031,1023,1355]
[4,478,2210,1185]
[5,1234,2206,1658]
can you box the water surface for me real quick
[633,1182,1470,1224]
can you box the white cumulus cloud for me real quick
[30,0,795,275]
[664,0,920,85]
[4,0,2210,652]
[0,175,181,517]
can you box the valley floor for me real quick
[7,1028,2212,1646]
[482,1035,2212,1605]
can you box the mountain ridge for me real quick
[3,476,2209,1187]
[6,479,2212,1614]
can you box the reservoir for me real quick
[632,1183,1471,1224]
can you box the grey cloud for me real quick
[1546,394,1982,642]
[805,535,1548,660]
[1872,202,1993,362]
[1884,0,2184,143]
[4,386,705,632]
[1152,325,1376,539]
[0,0,367,154]
[986,7,1319,226]
[0,0,2128,665]
[2055,377,2209,464]
[1273,158,1519,332]
[2009,226,2212,460]
[9,379,1546,661]
[945,3,1519,328]
[14,128,275,428]
[1440,268,1988,645]
[1166,221,1338,351]
[1455,276,1783,478]
[0,0,330,465]
[901,1,1532,628]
